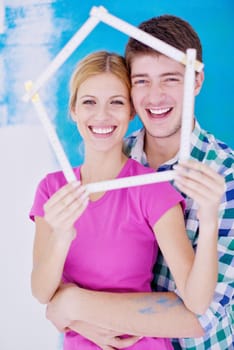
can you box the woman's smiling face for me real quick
[72,72,132,152]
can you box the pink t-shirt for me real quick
[30,158,184,350]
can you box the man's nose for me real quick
[147,81,167,102]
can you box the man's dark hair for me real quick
[125,15,203,70]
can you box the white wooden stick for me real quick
[179,49,196,160]
[22,5,204,103]
[90,6,204,72]
[86,170,175,193]
[25,81,76,182]
[23,8,198,190]
[23,15,100,102]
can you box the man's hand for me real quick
[69,321,141,350]
[46,284,140,349]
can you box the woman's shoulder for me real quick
[40,167,80,194]
[126,158,155,176]
[126,158,183,200]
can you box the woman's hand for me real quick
[174,160,225,221]
[46,283,75,331]
[43,181,89,241]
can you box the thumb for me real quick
[111,335,142,349]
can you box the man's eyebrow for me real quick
[160,72,184,77]
[131,72,184,79]
[131,73,148,79]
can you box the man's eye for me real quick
[162,77,183,86]
[132,79,148,86]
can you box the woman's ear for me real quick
[70,108,77,122]
[194,70,204,96]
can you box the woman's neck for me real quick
[81,149,128,185]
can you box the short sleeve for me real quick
[142,181,185,228]
[29,169,69,222]
[29,177,50,221]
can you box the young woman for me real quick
[30,51,222,350]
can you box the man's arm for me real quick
[47,285,204,338]
[194,168,234,335]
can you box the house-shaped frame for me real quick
[24,6,203,193]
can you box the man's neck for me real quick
[144,133,179,170]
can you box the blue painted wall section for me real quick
[1,0,233,166]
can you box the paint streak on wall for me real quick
[1,0,63,126]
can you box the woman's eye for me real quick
[111,100,124,105]
[82,99,95,105]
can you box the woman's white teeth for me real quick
[150,107,171,115]
[91,126,114,134]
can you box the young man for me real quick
[122,15,234,349]
[47,15,234,350]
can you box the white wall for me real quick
[0,125,60,349]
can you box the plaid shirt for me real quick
[124,121,234,350]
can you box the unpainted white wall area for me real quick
[0,125,59,350]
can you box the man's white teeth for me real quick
[149,107,171,115]
[91,126,114,134]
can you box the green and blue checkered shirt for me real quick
[124,121,234,350]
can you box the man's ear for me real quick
[194,70,204,96]
[129,103,136,121]
[130,112,136,121]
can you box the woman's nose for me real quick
[93,104,111,121]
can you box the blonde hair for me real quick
[69,51,131,112]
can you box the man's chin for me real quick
[148,128,181,139]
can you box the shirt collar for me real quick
[190,119,203,148]
[128,119,204,169]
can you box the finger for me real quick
[174,177,222,209]
[44,186,89,222]
[174,172,213,198]
[44,181,81,210]
[110,336,141,349]
[59,185,88,208]
[58,191,89,225]
[175,171,224,202]
[177,160,225,187]
[174,164,225,197]
[58,188,89,218]
[45,190,89,230]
